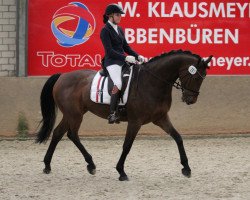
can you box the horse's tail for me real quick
[36,73,61,144]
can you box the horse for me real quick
[36,50,213,181]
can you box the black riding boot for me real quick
[108,91,120,124]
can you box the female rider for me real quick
[100,3,145,124]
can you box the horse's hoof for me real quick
[87,164,96,175]
[119,175,129,181]
[182,168,191,178]
[43,168,51,174]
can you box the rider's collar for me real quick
[108,20,118,33]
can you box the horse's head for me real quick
[179,55,213,105]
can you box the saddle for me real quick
[90,63,133,106]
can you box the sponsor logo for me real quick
[51,2,96,47]
[37,51,101,67]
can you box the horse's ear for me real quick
[204,55,213,64]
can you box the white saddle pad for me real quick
[90,66,133,105]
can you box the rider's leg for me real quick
[109,85,120,123]
[106,65,122,124]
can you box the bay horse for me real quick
[36,50,212,181]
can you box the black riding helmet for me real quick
[105,4,124,15]
[103,4,124,24]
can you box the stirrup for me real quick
[108,112,120,124]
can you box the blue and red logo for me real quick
[51,2,96,47]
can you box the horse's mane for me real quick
[147,49,201,63]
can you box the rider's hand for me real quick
[125,56,136,64]
[138,55,146,63]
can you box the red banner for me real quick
[28,0,250,76]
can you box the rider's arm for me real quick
[119,28,139,59]
[100,28,126,61]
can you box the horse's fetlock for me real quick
[181,160,189,168]
[85,157,95,167]
[116,165,123,173]
[44,158,50,165]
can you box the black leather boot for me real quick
[108,91,120,124]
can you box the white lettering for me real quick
[125,28,239,44]
[227,3,236,18]
[184,2,197,18]
[67,55,80,67]
[210,3,225,17]
[225,29,238,44]
[214,29,224,44]
[79,54,95,67]
[137,29,147,43]
[243,57,249,66]
[217,57,225,66]
[37,52,53,67]
[225,57,234,70]
[148,2,160,17]
[170,2,184,17]
[187,25,200,44]
[236,3,248,18]
[148,29,158,43]
[234,57,242,67]
[198,2,208,18]
[159,29,173,44]
[125,28,135,43]
[51,54,67,67]
[118,2,137,17]
[161,2,169,17]
[176,29,186,43]
[147,2,250,18]
[202,29,212,44]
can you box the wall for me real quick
[0,0,16,77]
[0,76,249,137]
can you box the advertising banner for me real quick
[28,0,250,75]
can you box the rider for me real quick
[100,3,145,124]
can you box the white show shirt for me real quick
[108,20,119,34]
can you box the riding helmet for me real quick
[105,4,124,15]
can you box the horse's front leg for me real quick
[116,121,141,181]
[154,116,191,177]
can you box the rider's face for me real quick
[112,13,121,24]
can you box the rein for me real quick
[140,66,200,95]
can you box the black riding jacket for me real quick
[100,22,138,67]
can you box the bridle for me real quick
[139,62,205,96]
[177,63,206,96]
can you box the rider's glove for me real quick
[125,56,136,64]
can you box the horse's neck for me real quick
[146,56,180,83]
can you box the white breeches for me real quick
[106,64,122,90]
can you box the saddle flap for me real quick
[90,65,134,105]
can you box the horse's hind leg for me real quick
[43,118,68,174]
[67,115,96,175]
[154,116,191,178]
